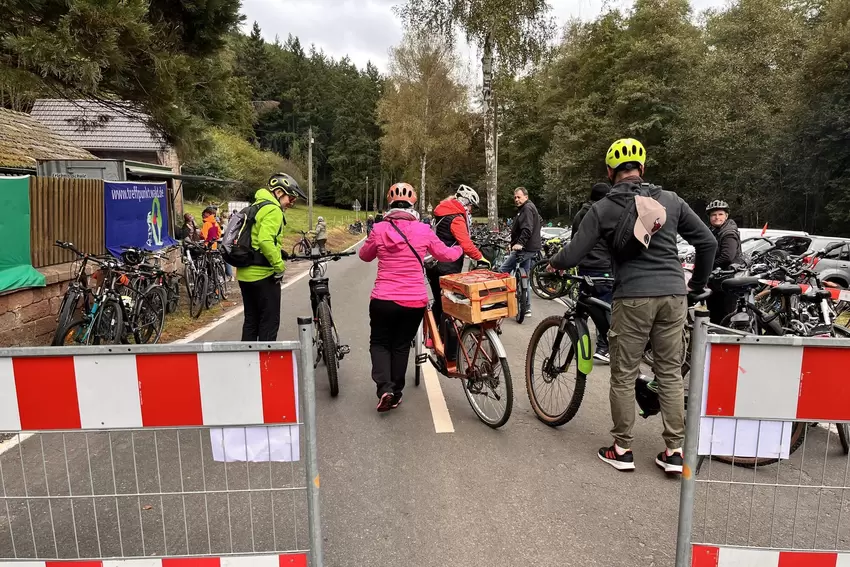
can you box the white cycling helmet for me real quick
[456,184,480,208]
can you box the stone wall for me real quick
[0,248,182,348]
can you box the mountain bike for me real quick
[413,268,514,428]
[508,251,537,324]
[289,251,355,397]
[51,241,111,346]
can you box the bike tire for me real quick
[90,299,125,345]
[414,321,424,387]
[190,272,207,319]
[515,273,527,324]
[525,315,586,426]
[458,325,513,428]
[216,261,229,300]
[56,318,89,346]
[839,424,850,455]
[530,260,562,300]
[52,288,82,346]
[292,241,311,258]
[133,287,167,344]
[318,301,340,397]
[713,422,807,468]
[166,276,180,314]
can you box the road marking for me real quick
[0,433,33,456]
[422,363,454,433]
[175,237,366,344]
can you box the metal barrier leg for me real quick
[675,310,710,567]
[298,317,324,567]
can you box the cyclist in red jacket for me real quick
[426,184,490,370]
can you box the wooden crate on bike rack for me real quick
[439,270,518,324]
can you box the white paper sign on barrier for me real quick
[698,417,792,459]
[210,425,301,462]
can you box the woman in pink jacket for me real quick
[359,183,462,412]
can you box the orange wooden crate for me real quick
[439,270,518,324]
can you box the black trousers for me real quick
[369,299,425,397]
[239,276,281,341]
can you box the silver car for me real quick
[742,235,850,288]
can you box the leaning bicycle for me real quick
[289,251,355,397]
[413,268,515,428]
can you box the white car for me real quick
[541,227,570,241]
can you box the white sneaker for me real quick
[593,351,610,364]
[525,310,532,317]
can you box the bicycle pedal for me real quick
[337,345,350,359]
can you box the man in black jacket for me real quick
[572,182,614,362]
[499,187,542,316]
[549,138,716,475]
[706,199,744,324]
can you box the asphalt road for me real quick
[2,248,850,566]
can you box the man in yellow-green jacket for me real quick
[238,172,306,341]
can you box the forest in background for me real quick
[2,0,850,234]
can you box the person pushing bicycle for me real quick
[548,138,716,475]
[427,184,491,371]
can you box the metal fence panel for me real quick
[0,321,322,567]
[677,314,850,566]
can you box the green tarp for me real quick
[0,176,45,293]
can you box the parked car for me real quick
[541,226,570,241]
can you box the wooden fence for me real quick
[29,177,105,268]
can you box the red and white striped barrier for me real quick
[0,351,299,431]
[693,545,850,566]
[0,553,308,567]
[704,343,850,422]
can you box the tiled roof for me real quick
[0,108,96,167]
[30,99,168,151]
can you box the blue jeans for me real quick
[578,268,613,353]
[499,250,536,312]
[224,262,233,278]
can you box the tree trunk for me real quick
[420,152,427,213]
[482,33,498,230]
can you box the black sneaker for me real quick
[593,350,610,364]
[597,444,636,471]
[376,393,394,413]
[656,449,684,474]
[390,393,403,409]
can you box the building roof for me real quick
[0,108,96,167]
[30,99,168,152]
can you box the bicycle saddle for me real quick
[720,276,763,291]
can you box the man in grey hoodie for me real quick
[549,138,716,475]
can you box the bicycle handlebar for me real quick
[288,250,357,263]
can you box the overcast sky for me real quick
[240,0,729,73]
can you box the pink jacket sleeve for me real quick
[427,231,463,263]
[359,232,378,262]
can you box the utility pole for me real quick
[308,126,314,229]
[365,176,369,216]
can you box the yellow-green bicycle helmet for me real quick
[605,138,646,170]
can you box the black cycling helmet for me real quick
[268,173,307,200]
[706,199,730,213]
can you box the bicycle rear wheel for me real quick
[413,320,424,387]
[292,240,311,258]
[318,301,340,397]
[458,325,513,428]
[525,315,586,426]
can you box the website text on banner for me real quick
[0,176,45,293]
[0,324,324,567]
[104,181,176,257]
[675,314,850,567]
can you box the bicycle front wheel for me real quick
[190,272,208,318]
[530,261,562,300]
[134,287,167,344]
[458,325,513,428]
[525,315,586,426]
[318,301,340,397]
[56,318,90,346]
[90,299,125,345]
[52,288,82,346]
